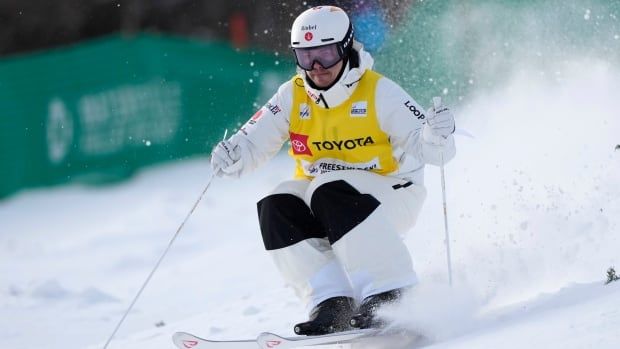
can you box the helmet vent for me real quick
[321,38,335,42]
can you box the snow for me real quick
[2,61,620,349]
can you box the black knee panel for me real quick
[310,180,380,245]
[257,194,325,251]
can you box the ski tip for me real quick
[172,332,201,349]
[257,332,287,349]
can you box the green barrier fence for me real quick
[0,33,293,199]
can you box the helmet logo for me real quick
[304,32,313,41]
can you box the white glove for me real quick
[210,139,244,178]
[426,97,455,138]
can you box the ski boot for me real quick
[349,288,403,329]
[294,296,355,335]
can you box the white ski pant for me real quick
[257,170,426,312]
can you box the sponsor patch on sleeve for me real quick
[246,108,264,126]
[404,100,425,120]
[266,102,282,115]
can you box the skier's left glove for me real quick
[210,137,244,178]
[425,97,455,139]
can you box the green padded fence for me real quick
[0,33,293,198]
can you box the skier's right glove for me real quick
[210,138,244,178]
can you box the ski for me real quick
[172,329,378,349]
[173,331,257,349]
[257,329,378,348]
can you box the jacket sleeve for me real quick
[228,80,292,176]
[375,76,456,167]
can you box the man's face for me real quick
[306,59,344,89]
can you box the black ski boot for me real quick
[350,289,403,329]
[294,296,355,335]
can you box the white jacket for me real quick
[230,42,456,185]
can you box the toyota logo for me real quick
[292,139,306,152]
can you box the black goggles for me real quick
[293,43,344,71]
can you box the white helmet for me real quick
[290,6,354,70]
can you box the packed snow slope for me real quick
[1,53,619,349]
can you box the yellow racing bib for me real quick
[288,70,398,179]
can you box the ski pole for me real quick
[103,130,227,349]
[433,97,453,287]
[440,151,453,287]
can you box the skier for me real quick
[210,6,456,335]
